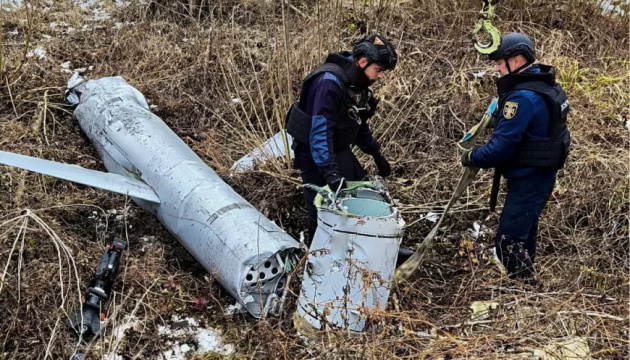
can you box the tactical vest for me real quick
[285,53,371,151]
[496,65,571,170]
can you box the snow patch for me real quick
[27,47,46,60]
[424,212,439,223]
[158,315,235,360]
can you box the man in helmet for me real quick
[461,32,571,280]
[285,34,400,245]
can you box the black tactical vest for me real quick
[496,65,571,170]
[285,52,371,151]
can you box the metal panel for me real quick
[0,151,160,204]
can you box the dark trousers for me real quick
[495,172,556,277]
[299,148,368,244]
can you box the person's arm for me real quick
[470,93,535,168]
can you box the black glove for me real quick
[461,148,473,167]
[373,153,392,177]
[361,96,379,120]
[325,174,347,192]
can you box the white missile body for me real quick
[0,75,300,318]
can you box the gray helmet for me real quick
[352,34,398,70]
[488,33,536,63]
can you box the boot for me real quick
[396,247,414,268]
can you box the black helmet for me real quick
[488,33,536,63]
[352,34,398,70]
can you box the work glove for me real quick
[373,153,392,177]
[361,96,379,121]
[461,148,473,167]
[325,174,347,193]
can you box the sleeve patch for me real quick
[503,101,518,120]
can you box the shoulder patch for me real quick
[503,101,518,120]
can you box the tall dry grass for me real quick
[0,0,628,358]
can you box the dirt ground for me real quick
[0,0,628,359]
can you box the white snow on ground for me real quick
[26,47,46,59]
[157,316,235,360]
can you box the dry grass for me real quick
[0,0,628,359]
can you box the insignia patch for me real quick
[503,101,518,120]
[373,36,384,45]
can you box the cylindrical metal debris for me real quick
[68,76,300,318]
[295,181,405,332]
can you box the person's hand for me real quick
[373,153,392,177]
[461,148,473,167]
[326,174,347,192]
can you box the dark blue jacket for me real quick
[294,56,380,178]
[470,65,556,180]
